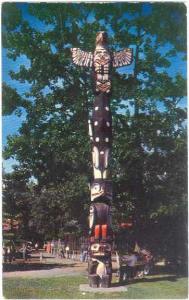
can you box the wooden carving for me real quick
[71,31,133,94]
[71,31,133,288]
[71,48,93,67]
[113,48,133,67]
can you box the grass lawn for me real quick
[3,274,188,299]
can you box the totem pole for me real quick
[71,31,133,287]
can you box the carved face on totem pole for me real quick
[94,32,111,93]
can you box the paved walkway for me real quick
[3,252,88,278]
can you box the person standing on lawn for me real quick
[126,252,138,280]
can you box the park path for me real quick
[3,252,88,279]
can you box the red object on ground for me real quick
[102,224,108,239]
[94,225,100,239]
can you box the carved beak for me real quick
[98,31,108,41]
[101,31,107,40]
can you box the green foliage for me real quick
[30,175,89,240]
[2,83,22,116]
[2,3,22,31]
[2,3,187,260]
[3,168,33,241]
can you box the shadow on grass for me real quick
[110,275,178,288]
[3,262,76,272]
[110,264,187,288]
[130,275,178,284]
[153,264,187,276]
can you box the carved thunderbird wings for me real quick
[71,47,133,68]
[71,48,93,67]
[71,46,133,94]
[112,48,133,67]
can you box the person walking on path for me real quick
[7,246,13,263]
[80,243,88,262]
[35,242,39,252]
[51,240,55,255]
[65,245,70,258]
[20,243,28,261]
[3,246,8,263]
[46,242,51,254]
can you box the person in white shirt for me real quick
[126,252,138,280]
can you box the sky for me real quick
[2,2,187,173]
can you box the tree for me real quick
[2,3,187,261]
[3,167,33,241]
[30,175,89,240]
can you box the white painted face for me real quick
[91,180,112,201]
[93,183,101,192]
[91,182,105,201]
[91,243,100,251]
[90,243,111,253]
